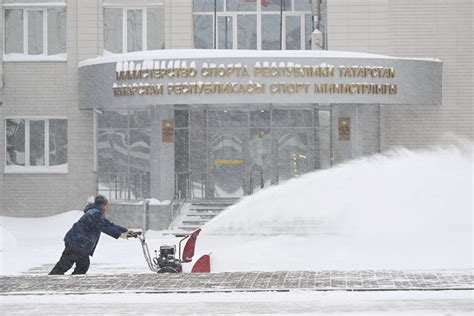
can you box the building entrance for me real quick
[181,106,320,199]
[96,105,331,202]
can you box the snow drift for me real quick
[204,143,472,236]
[197,141,473,271]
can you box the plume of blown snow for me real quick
[202,142,473,237]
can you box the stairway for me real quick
[171,199,238,233]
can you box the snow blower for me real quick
[136,228,210,273]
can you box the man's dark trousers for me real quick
[49,247,90,275]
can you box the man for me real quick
[49,195,138,275]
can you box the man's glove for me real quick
[120,229,141,239]
[128,230,141,238]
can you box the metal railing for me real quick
[98,171,150,201]
[98,170,209,203]
[169,195,187,230]
[174,171,191,200]
[169,171,208,229]
[249,167,264,195]
[175,171,207,200]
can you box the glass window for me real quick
[250,110,271,127]
[272,109,290,127]
[218,16,233,49]
[289,109,313,126]
[175,129,189,173]
[49,119,68,166]
[127,9,143,52]
[190,128,207,144]
[5,9,23,54]
[129,109,152,129]
[4,8,67,56]
[5,119,68,170]
[319,0,327,48]
[98,129,128,173]
[28,10,44,55]
[47,8,67,54]
[262,14,280,50]
[272,109,313,127]
[97,111,151,200]
[98,110,128,129]
[192,0,313,50]
[294,0,312,11]
[305,14,313,49]
[6,119,25,166]
[147,7,165,50]
[29,120,45,166]
[237,14,257,49]
[193,0,223,12]
[193,15,213,48]
[313,109,320,127]
[104,7,164,53]
[104,8,123,53]
[209,110,248,127]
[227,0,256,11]
[191,110,207,128]
[129,129,151,172]
[285,15,301,50]
[261,0,291,11]
[175,110,189,128]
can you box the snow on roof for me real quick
[78,49,441,68]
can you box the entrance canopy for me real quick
[78,50,442,109]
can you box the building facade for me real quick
[0,0,471,217]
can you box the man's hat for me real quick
[94,195,109,206]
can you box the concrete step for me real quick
[171,199,239,233]
[176,226,200,232]
[186,213,217,219]
[187,199,238,207]
[188,208,224,214]
[182,220,208,225]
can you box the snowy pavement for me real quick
[1,270,473,295]
[1,271,473,315]
[2,291,473,315]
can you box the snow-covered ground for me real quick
[1,142,472,314]
[1,141,472,275]
[2,291,473,315]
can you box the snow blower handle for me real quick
[136,231,161,272]
[127,230,142,238]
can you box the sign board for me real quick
[162,119,174,143]
[78,50,442,109]
[338,117,351,141]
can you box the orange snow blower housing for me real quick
[137,228,210,273]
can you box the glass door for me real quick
[207,108,249,198]
[209,130,247,198]
[249,128,272,194]
[198,107,318,198]
[273,128,313,183]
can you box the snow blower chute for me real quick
[136,228,210,273]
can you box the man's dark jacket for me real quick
[64,204,127,257]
